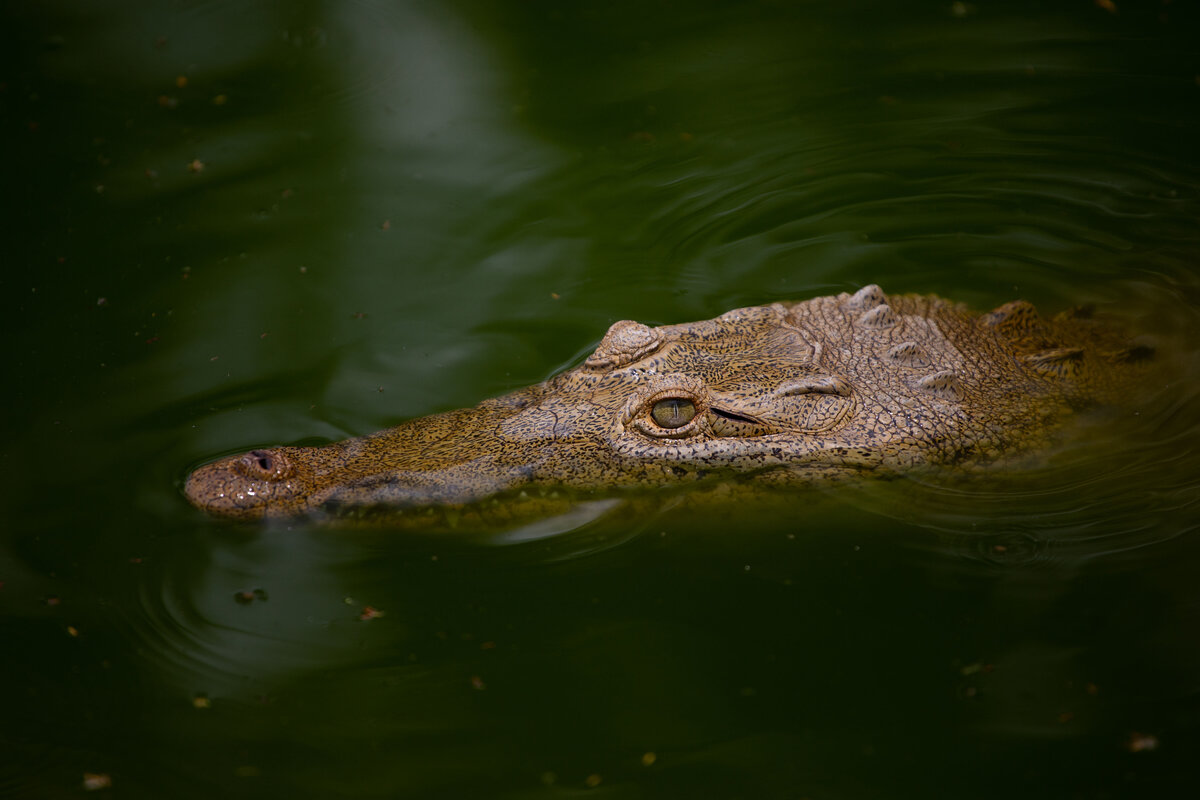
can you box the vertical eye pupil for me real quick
[651,398,697,429]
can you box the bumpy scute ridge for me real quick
[915,370,966,402]
[1025,347,1086,379]
[844,283,887,310]
[858,304,900,329]
[887,341,932,368]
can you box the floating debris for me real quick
[1127,732,1159,753]
[82,773,111,791]
[233,588,268,605]
[960,662,994,677]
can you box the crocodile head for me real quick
[185,285,1149,522]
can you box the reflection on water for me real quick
[3,0,1200,796]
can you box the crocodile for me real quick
[184,285,1153,524]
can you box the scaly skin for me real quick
[184,285,1151,523]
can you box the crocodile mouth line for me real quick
[710,407,759,425]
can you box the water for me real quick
[3,1,1199,797]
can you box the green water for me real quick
[4,1,1200,797]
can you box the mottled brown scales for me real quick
[184,285,1152,522]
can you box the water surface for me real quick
[3,1,1200,797]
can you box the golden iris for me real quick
[650,398,697,429]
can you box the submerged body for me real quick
[185,285,1152,522]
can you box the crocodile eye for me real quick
[650,398,696,429]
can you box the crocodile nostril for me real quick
[235,449,293,480]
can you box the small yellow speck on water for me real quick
[551,292,561,300]
[641,752,657,767]
[358,606,385,621]
[82,773,112,791]
[187,158,204,173]
[213,94,228,105]
[193,695,211,709]
[66,626,79,637]
[585,774,602,788]
[1127,731,1159,752]
[381,219,391,230]
[1094,0,1116,12]
[299,266,308,273]
[175,75,188,88]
